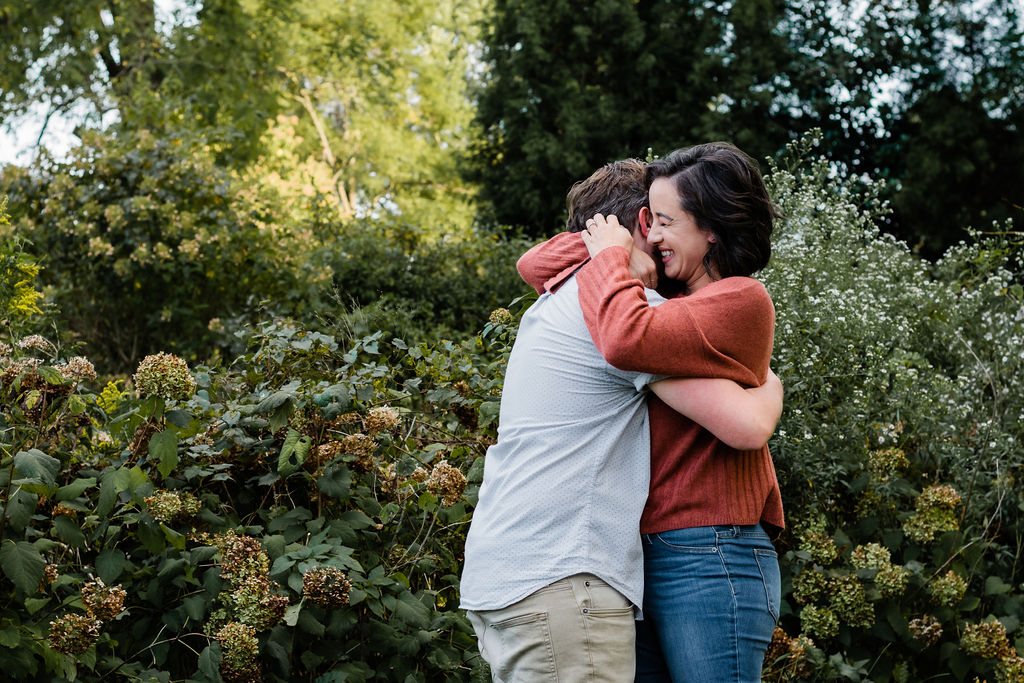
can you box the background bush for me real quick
[2,136,1024,681]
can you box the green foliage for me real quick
[0,0,485,230]
[320,216,535,341]
[471,0,1024,251]
[0,197,44,333]
[3,125,1024,680]
[0,128,319,373]
[760,134,1024,680]
[0,304,520,680]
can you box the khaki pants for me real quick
[467,574,635,682]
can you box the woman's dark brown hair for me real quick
[646,143,780,279]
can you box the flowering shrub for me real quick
[2,132,1023,681]
[0,304,515,680]
[762,132,1024,681]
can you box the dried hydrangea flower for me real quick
[82,578,127,620]
[145,490,202,523]
[133,352,197,401]
[426,459,467,506]
[215,622,260,683]
[876,563,910,598]
[799,604,839,640]
[17,334,52,352]
[960,620,1013,659]
[929,570,967,607]
[850,543,890,570]
[59,356,97,382]
[48,614,101,655]
[302,567,352,609]
[364,406,401,434]
[828,574,873,629]
[904,484,961,543]
[908,614,943,647]
[796,516,839,565]
[489,308,513,325]
[341,434,378,473]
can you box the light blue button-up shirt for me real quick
[460,276,663,612]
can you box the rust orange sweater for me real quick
[517,232,784,534]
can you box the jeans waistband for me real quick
[642,524,769,545]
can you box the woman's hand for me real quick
[581,213,633,256]
[582,213,657,288]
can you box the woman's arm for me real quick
[648,371,783,450]
[577,218,774,384]
[518,230,659,294]
[516,232,590,294]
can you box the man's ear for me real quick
[638,207,652,236]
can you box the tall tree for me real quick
[471,0,1024,250]
[1,0,485,230]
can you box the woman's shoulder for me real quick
[686,276,773,304]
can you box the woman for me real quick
[522,143,783,681]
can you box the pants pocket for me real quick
[754,548,781,623]
[489,612,558,682]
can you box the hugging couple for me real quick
[460,142,786,682]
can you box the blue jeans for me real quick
[636,525,780,682]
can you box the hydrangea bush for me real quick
[761,133,1024,681]
[2,133,1023,681]
[0,310,520,681]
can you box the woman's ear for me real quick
[639,207,652,236]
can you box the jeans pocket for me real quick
[754,549,781,623]
[652,532,719,553]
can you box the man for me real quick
[460,159,781,682]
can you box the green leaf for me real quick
[196,644,221,681]
[24,597,49,615]
[392,591,431,629]
[150,430,179,478]
[12,449,60,488]
[959,595,981,611]
[297,609,325,636]
[183,594,207,621]
[56,477,97,501]
[97,467,133,516]
[68,394,86,415]
[0,624,20,648]
[338,510,374,529]
[284,602,303,626]
[256,391,293,414]
[0,540,46,594]
[165,409,192,428]
[96,549,127,583]
[316,464,352,500]
[5,488,37,531]
[269,401,293,433]
[278,429,312,477]
[52,515,86,547]
[37,366,65,384]
[478,400,500,429]
[985,575,1013,595]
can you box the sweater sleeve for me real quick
[576,247,775,386]
[516,232,591,294]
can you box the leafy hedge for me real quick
[0,307,528,681]
[2,135,1024,681]
[0,129,533,375]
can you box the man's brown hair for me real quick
[565,159,647,233]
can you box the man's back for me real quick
[460,277,661,612]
